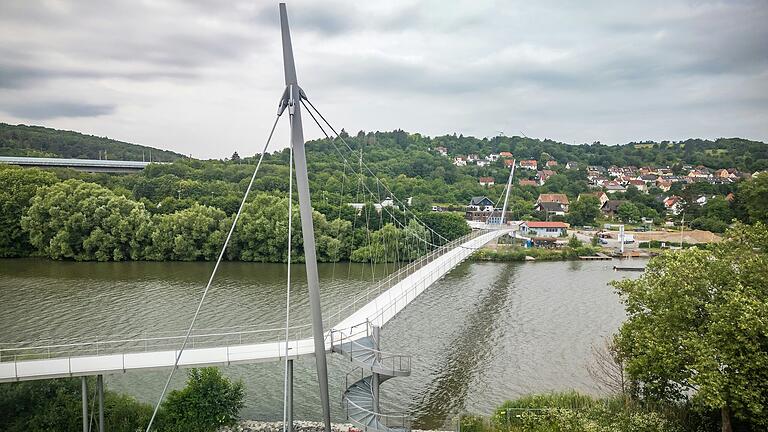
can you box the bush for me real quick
[0,377,152,432]
[159,368,245,432]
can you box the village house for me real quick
[349,198,396,213]
[627,179,648,193]
[605,181,626,194]
[536,193,570,212]
[520,221,569,238]
[601,200,627,218]
[435,146,448,156]
[536,170,556,185]
[499,151,513,158]
[487,153,500,162]
[479,176,495,186]
[504,159,515,168]
[663,195,684,215]
[578,191,609,207]
[519,179,538,187]
[466,154,479,162]
[453,157,467,167]
[545,160,558,168]
[656,179,673,192]
[536,201,567,217]
[519,159,538,170]
[476,159,490,167]
[566,161,579,170]
[467,196,495,212]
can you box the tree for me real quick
[612,222,768,431]
[0,166,57,257]
[617,202,641,223]
[160,368,245,432]
[567,195,601,226]
[0,377,152,432]
[736,173,768,224]
[21,179,152,261]
[567,234,582,248]
[230,151,240,161]
[148,204,227,261]
[417,212,470,241]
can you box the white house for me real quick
[519,221,569,238]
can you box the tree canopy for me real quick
[612,222,768,431]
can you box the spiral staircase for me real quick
[332,322,412,432]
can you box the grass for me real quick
[454,391,717,432]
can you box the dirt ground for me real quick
[631,229,722,244]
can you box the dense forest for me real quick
[1,126,767,262]
[0,123,183,161]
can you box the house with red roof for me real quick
[519,159,538,170]
[479,176,495,186]
[520,221,569,238]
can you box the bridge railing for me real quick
[323,229,493,330]
[363,228,502,329]
[0,227,506,364]
[330,322,411,376]
[342,366,412,431]
[0,323,314,363]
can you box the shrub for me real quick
[159,368,245,432]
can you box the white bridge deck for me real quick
[0,228,519,383]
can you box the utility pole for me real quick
[278,4,332,431]
[500,159,516,225]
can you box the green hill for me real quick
[0,123,183,162]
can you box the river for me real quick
[0,258,639,429]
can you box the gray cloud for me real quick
[0,0,765,158]
[2,102,115,120]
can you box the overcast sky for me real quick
[1,0,766,159]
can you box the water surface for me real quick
[0,258,637,428]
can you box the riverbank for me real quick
[471,244,601,262]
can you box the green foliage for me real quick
[21,179,152,261]
[689,216,728,233]
[568,195,601,226]
[0,166,57,257]
[617,202,642,223]
[473,244,600,261]
[0,377,152,432]
[3,128,766,261]
[0,123,182,161]
[160,368,245,432]
[417,211,471,241]
[148,204,228,261]
[736,173,768,224]
[612,222,768,429]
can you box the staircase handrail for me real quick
[342,368,411,430]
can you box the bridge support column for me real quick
[97,375,104,432]
[372,326,381,413]
[287,359,294,432]
[81,377,88,432]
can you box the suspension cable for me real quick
[302,98,451,245]
[145,114,282,432]
[302,100,445,250]
[282,132,295,432]
[301,99,493,252]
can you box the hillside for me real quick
[0,123,184,162]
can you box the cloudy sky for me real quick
[1,0,766,159]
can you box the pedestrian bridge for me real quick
[0,227,528,384]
